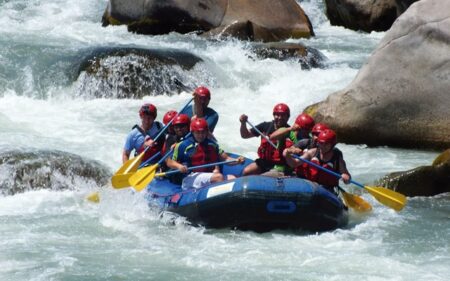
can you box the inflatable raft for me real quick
[145,156,348,232]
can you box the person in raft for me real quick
[270,113,315,153]
[162,110,178,137]
[284,122,330,179]
[166,118,244,190]
[239,103,292,176]
[162,113,191,155]
[284,129,351,193]
[122,103,165,164]
[179,86,219,134]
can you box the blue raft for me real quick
[145,155,348,232]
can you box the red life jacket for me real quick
[306,148,343,189]
[257,137,293,165]
[189,142,220,173]
[294,162,309,179]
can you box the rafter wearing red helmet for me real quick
[271,113,316,153]
[284,129,351,193]
[179,86,219,134]
[239,103,292,176]
[122,103,164,164]
[162,113,191,156]
[166,118,244,189]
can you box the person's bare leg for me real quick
[242,162,262,176]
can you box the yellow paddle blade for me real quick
[341,192,372,213]
[111,172,135,189]
[128,164,158,192]
[86,192,100,203]
[365,186,407,211]
[114,152,144,176]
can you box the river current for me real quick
[0,0,448,280]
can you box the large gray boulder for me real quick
[305,0,450,149]
[102,0,313,42]
[0,150,111,196]
[74,47,203,98]
[325,0,419,32]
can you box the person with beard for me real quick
[239,103,291,176]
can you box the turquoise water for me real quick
[0,0,448,280]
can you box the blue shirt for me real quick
[180,105,219,133]
[124,121,164,156]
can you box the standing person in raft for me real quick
[179,86,219,134]
[122,103,165,164]
[284,129,351,193]
[239,103,291,176]
[166,118,243,190]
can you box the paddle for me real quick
[111,151,161,188]
[111,97,193,187]
[154,160,237,178]
[246,120,406,211]
[128,148,175,192]
[337,186,372,212]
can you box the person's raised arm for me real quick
[269,126,295,141]
[239,114,254,138]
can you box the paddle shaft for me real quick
[157,160,236,177]
[138,151,161,169]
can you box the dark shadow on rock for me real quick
[376,149,450,197]
[249,42,327,69]
[0,150,112,196]
[72,46,205,99]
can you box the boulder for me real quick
[305,0,450,149]
[102,0,313,42]
[249,42,326,69]
[377,149,450,197]
[73,47,203,98]
[0,150,111,196]
[324,0,419,32]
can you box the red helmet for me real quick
[317,129,337,146]
[163,110,178,125]
[194,86,211,99]
[295,113,315,131]
[190,118,209,132]
[312,123,329,135]
[273,103,290,117]
[172,114,190,126]
[139,103,157,118]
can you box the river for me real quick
[0,0,448,280]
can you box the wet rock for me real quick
[102,0,313,42]
[0,150,111,196]
[305,0,450,149]
[249,42,326,69]
[377,149,450,197]
[73,46,204,99]
[324,0,419,32]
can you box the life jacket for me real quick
[187,140,220,173]
[257,123,293,165]
[292,138,313,178]
[134,122,163,162]
[306,148,343,189]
